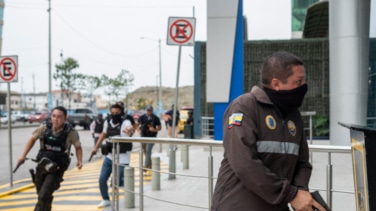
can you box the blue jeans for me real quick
[99,156,126,200]
[142,143,154,168]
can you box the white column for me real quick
[329,0,371,145]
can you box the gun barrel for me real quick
[88,153,95,162]
[13,162,23,173]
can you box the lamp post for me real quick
[140,37,163,116]
[47,0,52,111]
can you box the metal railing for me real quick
[202,111,316,141]
[201,117,214,139]
[301,111,316,143]
[110,137,353,211]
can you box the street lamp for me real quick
[140,37,163,116]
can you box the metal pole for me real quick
[208,146,213,209]
[327,152,333,209]
[169,45,182,180]
[158,38,163,153]
[48,0,52,111]
[7,83,13,187]
[158,38,162,114]
[139,148,144,211]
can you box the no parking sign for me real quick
[0,56,18,83]
[167,17,196,46]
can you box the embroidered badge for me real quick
[287,120,296,136]
[265,115,276,130]
[228,113,244,128]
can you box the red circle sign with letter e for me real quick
[0,56,18,83]
[167,17,196,46]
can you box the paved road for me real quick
[0,124,95,186]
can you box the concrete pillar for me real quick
[329,0,371,145]
[152,157,160,191]
[181,145,189,169]
[124,166,135,208]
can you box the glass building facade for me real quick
[291,0,319,32]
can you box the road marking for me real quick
[0,152,168,210]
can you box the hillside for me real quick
[125,85,193,110]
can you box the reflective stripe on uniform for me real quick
[257,141,299,155]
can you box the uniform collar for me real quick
[250,86,273,105]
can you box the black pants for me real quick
[33,165,65,211]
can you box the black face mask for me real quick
[111,114,122,124]
[263,84,308,115]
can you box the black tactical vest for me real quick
[106,120,132,153]
[94,119,104,133]
[38,122,72,169]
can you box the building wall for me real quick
[199,38,376,136]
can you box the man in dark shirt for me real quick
[137,105,161,172]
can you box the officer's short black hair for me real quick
[110,104,123,111]
[52,106,67,117]
[260,51,304,87]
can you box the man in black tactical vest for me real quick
[92,104,134,208]
[16,106,83,211]
[90,113,105,146]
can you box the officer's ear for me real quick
[270,78,281,91]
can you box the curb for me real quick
[0,183,34,198]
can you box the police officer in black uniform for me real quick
[16,106,83,211]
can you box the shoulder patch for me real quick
[265,115,276,130]
[228,113,243,128]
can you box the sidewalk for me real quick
[0,125,356,210]
[105,144,224,211]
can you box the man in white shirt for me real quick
[92,104,134,208]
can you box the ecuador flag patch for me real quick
[228,113,244,128]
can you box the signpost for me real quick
[166,17,196,180]
[0,55,18,188]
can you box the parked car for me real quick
[29,111,49,123]
[67,108,98,130]
[0,114,17,124]
[11,110,32,122]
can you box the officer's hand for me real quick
[290,190,326,211]
[92,148,97,155]
[76,160,82,170]
[17,157,26,166]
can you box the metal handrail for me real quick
[111,137,353,210]
[201,111,316,141]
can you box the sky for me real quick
[0,0,292,98]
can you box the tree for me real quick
[101,69,134,106]
[82,75,102,108]
[54,57,85,110]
